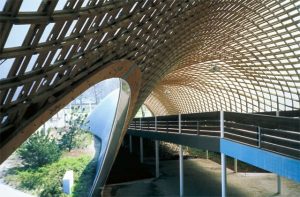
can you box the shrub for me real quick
[40,182,67,197]
[5,155,94,196]
[17,131,62,168]
[58,106,91,152]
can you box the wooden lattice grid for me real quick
[0,0,299,148]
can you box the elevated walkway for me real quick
[127,111,300,184]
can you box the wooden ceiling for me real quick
[0,0,300,154]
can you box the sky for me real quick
[0,0,69,79]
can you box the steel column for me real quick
[129,135,132,153]
[277,175,281,194]
[155,116,159,178]
[234,158,238,173]
[155,140,159,178]
[276,107,281,194]
[221,153,227,197]
[220,111,227,197]
[140,137,143,163]
[179,113,184,197]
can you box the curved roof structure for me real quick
[0,0,300,161]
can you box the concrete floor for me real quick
[103,159,300,197]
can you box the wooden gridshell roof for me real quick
[0,0,300,157]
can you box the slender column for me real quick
[139,117,144,163]
[221,153,227,197]
[277,175,281,194]
[206,150,209,160]
[129,135,132,153]
[234,159,238,173]
[140,137,143,163]
[155,116,159,178]
[220,110,227,197]
[155,140,159,178]
[276,104,281,194]
[179,114,184,197]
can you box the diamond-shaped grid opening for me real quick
[0,58,15,79]
[39,23,55,43]
[4,25,31,48]
[55,0,68,10]
[19,0,42,12]
[0,1,5,11]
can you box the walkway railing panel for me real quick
[129,111,300,159]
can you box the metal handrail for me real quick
[129,111,300,159]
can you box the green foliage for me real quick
[58,106,91,152]
[73,159,97,197]
[5,156,94,196]
[17,131,62,168]
[40,182,68,197]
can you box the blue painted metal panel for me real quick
[221,139,300,183]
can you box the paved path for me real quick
[0,183,34,197]
[103,158,300,196]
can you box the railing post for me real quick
[156,119,158,131]
[155,116,159,178]
[179,114,182,134]
[178,113,184,197]
[220,110,227,197]
[166,121,169,133]
[258,126,261,148]
[197,121,199,135]
[220,111,224,138]
[140,118,142,131]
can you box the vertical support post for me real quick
[155,140,159,178]
[140,137,143,163]
[197,121,199,135]
[258,126,261,148]
[139,117,144,163]
[179,114,184,197]
[221,153,227,197]
[206,150,209,160]
[220,110,227,197]
[155,116,159,178]
[276,104,281,194]
[234,159,238,173]
[129,135,132,153]
[277,175,281,194]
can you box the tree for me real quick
[17,131,61,168]
[58,106,91,152]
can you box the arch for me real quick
[0,60,141,163]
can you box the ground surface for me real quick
[107,148,153,184]
[103,158,300,197]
